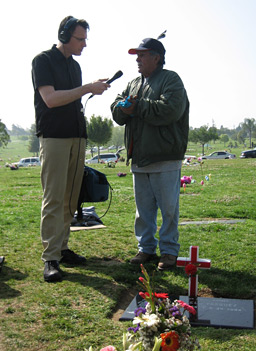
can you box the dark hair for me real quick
[58,16,90,40]
[149,50,165,66]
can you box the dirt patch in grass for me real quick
[197,287,215,297]
[112,286,138,321]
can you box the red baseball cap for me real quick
[128,38,166,55]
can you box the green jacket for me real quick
[111,66,189,167]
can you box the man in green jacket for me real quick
[111,38,189,270]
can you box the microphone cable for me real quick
[68,70,123,219]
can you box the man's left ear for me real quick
[155,54,161,64]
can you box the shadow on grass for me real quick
[61,256,256,300]
[198,267,256,299]
[60,257,184,303]
[0,265,28,298]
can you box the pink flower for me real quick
[100,346,116,351]
[139,292,150,299]
[177,300,196,315]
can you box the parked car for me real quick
[85,153,118,164]
[16,157,41,167]
[240,148,256,158]
[202,151,236,160]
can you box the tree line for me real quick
[1,117,256,156]
[0,116,125,156]
[189,118,256,155]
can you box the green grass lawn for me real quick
[0,145,255,350]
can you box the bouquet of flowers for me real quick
[85,265,200,351]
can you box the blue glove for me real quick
[116,96,132,108]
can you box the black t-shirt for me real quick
[32,45,87,138]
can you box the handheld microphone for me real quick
[88,70,123,99]
[106,70,123,84]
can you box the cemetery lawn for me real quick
[0,157,255,351]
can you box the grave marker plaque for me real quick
[120,246,254,329]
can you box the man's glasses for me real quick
[72,35,87,42]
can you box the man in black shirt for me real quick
[32,16,110,282]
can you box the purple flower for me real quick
[169,306,179,313]
[134,307,146,317]
[128,324,140,333]
[169,306,181,317]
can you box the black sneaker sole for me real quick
[44,272,62,282]
[158,264,176,271]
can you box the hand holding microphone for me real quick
[90,79,110,96]
[89,70,123,99]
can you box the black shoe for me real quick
[60,249,87,266]
[44,260,62,282]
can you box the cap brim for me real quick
[128,48,150,54]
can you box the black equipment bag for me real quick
[76,166,112,220]
[78,166,109,203]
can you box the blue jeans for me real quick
[133,169,181,256]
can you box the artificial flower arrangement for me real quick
[85,265,200,351]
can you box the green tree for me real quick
[10,124,28,136]
[220,134,229,147]
[208,126,219,144]
[237,130,246,145]
[241,118,256,148]
[110,126,124,150]
[87,115,113,162]
[28,124,39,156]
[188,126,213,155]
[0,119,10,148]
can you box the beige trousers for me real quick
[39,137,86,262]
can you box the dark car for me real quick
[240,148,256,158]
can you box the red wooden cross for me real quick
[176,246,211,298]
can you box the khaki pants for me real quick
[39,137,86,262]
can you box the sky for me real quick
[1,0,256,131]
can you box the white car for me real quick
[85,153,118,164]
[17,157,41,167]
[202,151,236,159]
